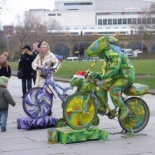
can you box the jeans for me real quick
[0,110,8,130]
[22,78,32,96]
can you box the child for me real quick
[0,76,16,132]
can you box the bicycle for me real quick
[63,61,150,134]
[22,67,73,119]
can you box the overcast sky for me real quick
[0,0,55,26]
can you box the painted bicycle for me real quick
[22,66,73,119]
[63,61,150,134]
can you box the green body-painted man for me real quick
[86,36,136,120]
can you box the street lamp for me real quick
[6,34,10,52]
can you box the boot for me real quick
[119,106,130,120]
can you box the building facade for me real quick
[27,0,155,35]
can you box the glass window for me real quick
[152,18,155,24]
[123,18,127,24]
[147,18,152,24]
[142,18,147,24]
[118,19,122,24]
[128,18,132,24]
[137,18,141,24]
[108,19,112,25]
[103,19,107,25]
[113,19,117,25]
[98,19,102,25]
[132,18,136,24]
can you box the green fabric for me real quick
[0,76,9,85]
[48,129,58,144]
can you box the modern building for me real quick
[27,0,155,35]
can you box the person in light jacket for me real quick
[32,41,60,116]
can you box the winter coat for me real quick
[0,84,16,110]
[0,65,11,78]
[32,51,60,87]
[18,53,34,79]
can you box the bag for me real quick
[17,116,58,130]
[17,70,24,79]
[40,69,50,78]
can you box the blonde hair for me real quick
[40,41,50,51]
[3,52,9,58]
[0,54,9,67]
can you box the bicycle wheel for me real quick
[23,87,53,119]
[63,92,97,130]
[119,97,150,133]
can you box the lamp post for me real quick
[78,42,80,59]
[6,34,10,52]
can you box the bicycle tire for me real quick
[23,87,53,119]
[119,97,150,133]
[63,92,97,130]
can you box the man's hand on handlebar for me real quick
[86,70,102,80]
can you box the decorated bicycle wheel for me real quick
[119,97,150,133]
[63,92,97,130]
[23,87,53,119]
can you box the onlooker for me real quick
[18,45,34,98]
[32,42,40,85]
[32,41,60,115]
[0,54,11,78]
[0,76,16,132]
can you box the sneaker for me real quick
[119,107,130,120]
[1,128,6,132]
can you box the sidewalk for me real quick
[0,76,155,155]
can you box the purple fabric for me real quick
[17,116,58,130]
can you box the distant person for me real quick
[32,41,60,116]
[32,42,40,85]
[0,76,16,132]
[18,45,34,98]
[0,54,11,78]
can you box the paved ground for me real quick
[0,76,155,155]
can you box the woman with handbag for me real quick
[32,41,60,116]
[18,45,34,98]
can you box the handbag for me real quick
[17,70,24,79]
[40,68,50,78]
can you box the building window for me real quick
[98,19,102,25]
[128,18,132,24]
[152,18,155,24]
[132,18,136,24]
[113,19,117,25]
[48,14,56,16]
[57,13,61,16]
[137,18,141,24]
[123,18,127,24]
[64,2,92,6]
[118,19,122,24]
[108,19,112,25]
[147,18,152,24]
[103,19,107,25]
[142,18,146,24]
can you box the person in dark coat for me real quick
[18,45,34,98]
[0,54,11,78]
[0,76,16,132]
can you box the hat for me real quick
[0,76,9,85]
[22,45,31,51]
[73,71,87,79]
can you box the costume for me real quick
[86,36,136,120]
[0,76,16,132]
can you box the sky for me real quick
[0,0,55,26]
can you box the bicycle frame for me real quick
[41,69,73,102]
